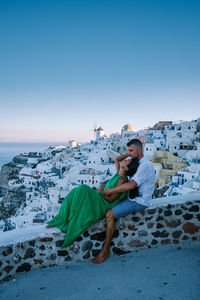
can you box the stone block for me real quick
[147,209,157,214]
[82,241,93,252]
[138,230,148,236]
[164,210,172,216]
[128,225,137,231]
[49,254,56,260]
[16,263,31,273]
[2,246,12,256]
[28,240,36,247]
[90,231,106,241]
[172,231,182,238]
[152,230,169,238]
[34,259,43,265]
[175,209,182,215]
[183,213,193,220]
[128,239,148,247]
[24,248,36,259]
[3,265,14,274]
[112,247,131,255]
[57,250,69,256]
[182,222,199,234]
[157,223,164,229]
[39,237,53,242]
[189,205,199,212]
[55,240,65,247]
[161,239,171,245]
[147,222,154,229]
[165,219,181,228]
[83,251,90,259]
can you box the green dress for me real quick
[47,173,126,248]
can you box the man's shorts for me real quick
[112,198,147,219]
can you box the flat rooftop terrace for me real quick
[0,240,199,300]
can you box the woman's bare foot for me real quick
[45,225,52,228]
[91,248,110,264]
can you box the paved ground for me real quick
[0,241,200,300]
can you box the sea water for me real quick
[0,141,66,170]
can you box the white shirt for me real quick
[128,157,155,207]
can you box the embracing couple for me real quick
[46,139,155,264]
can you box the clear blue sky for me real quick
[0,0,200,142]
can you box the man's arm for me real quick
[103,180,137,196]
[101,177,128,202]
[101,193,122,203]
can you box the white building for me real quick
[75,168,105,189]
[172,165,200,186]
[69,140,77,148]
[96,127,105,140]
[152,163,162,180]
[144,143,157,158]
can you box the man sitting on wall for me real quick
[91,138,155,264]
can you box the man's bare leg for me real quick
[91,209,115,264]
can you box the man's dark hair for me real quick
[127,139,143,148]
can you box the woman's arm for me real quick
[115,153,129,173]
[97,183,106,192]
[101,192,122,203]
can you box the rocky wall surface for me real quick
[0,199,200,282]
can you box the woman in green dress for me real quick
[45,154,138,248]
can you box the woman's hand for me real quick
[97,183,106,192]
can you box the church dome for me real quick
[97,127,104,131]
[122,123,134,132]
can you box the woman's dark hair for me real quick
[126,158,139,199]
[126,158,139,177]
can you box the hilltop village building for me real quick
[149,151,187,187]
[0,118,200,232]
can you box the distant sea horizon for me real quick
[0,141,69,170]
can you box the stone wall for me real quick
[0,196,200,282]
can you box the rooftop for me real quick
[0,241,199,300]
